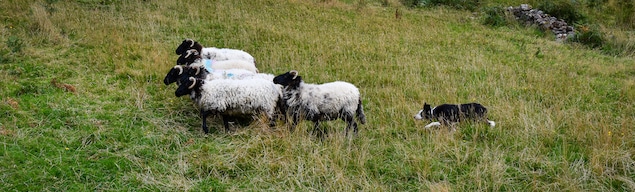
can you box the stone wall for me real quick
[506,4,575,41]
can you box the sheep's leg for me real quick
[313,121,326,139]
[290,112,300,132]
[267,113,276,128]
[353,121,358,135]
[310,121,319,136]
[221,115,230,132]
[349,121,358,137]
[277,100,288,124]
[343,114,358,137]
[201,110,210,134]
[321,122,328,137]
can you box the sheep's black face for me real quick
[164,65,200,85]
[273,71,302,89]
[175,77,199,97]
[177,73,195,86]
[175,39,194,55]
[176,55,194,65]
[176,49,201,65]
[163,67,183,85]
[185,65,201,76]
[273,72,291,86]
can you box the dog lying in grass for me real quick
[414,102,495,130]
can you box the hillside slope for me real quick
[1,0,634,191]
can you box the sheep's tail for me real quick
[356,98,366,124]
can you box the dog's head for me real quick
[414,103,433,120]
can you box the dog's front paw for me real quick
[424,122,441,128]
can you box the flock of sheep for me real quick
[163,39,366,136]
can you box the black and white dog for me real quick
[414,102,496,129]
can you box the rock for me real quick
[505,4,575,42]
[520,4,532,11]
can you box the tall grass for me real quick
[1,0,634,191]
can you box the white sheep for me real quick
[178,49,258,73]
[163,65,272,86]
[175,77,284,133]
[273,70,366,137]
[194,67,274,81]
[175,39,255,65]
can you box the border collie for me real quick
[414,102,496,129]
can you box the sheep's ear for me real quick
[290,70,298,79]
[174,65,183,75]
[188,77,197,89]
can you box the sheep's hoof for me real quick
[202,126,210,134]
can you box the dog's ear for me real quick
[423,103,431,111]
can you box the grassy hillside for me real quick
[1,0,634,191]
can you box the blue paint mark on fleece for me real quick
[204,59,214,73]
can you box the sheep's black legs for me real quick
[277,100,288,124]
[312,121,319,135]
[290,112,300,132]
[222,115,230,132]
[267,114,276,127]
[200,110,210,134]
[348,121,358,137]
[343,114,358,137]
[312,121,327,139]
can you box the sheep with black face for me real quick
[177,49,258,73]
[163,64,269,86]
[175,38,255,66]
[163,65,202,85]
[163,63,275,91]
[175,38,202,55]
[273,70,366,137]
[175,77,284,133]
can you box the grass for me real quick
[1,0,634,191]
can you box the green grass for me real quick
[1,0,634,191]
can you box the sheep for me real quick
[163,65,272,86]
[175,76,285,133]
[273,70,366,137]
[164,65,198,85]
[203,69,274,81]
[175,38,255,65]
[175,38,201,55]
[178,49,258,72]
